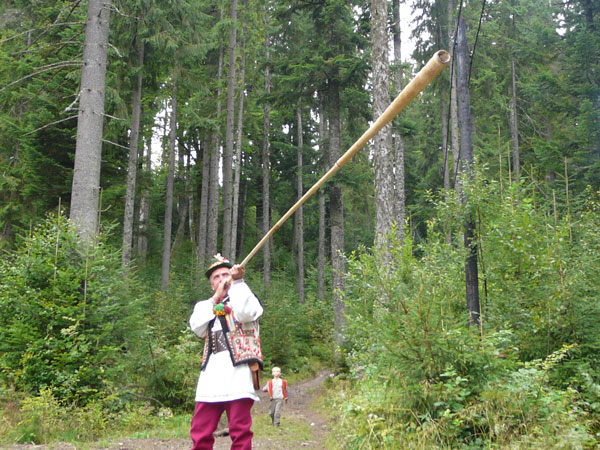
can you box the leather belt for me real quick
[211,330,228,354]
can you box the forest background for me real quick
[1,0,599,448]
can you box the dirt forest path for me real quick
[3,370,332,450]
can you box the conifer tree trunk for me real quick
[173,144,188,250]
[207,19,225,260]
[457,18,480,327]
[223,0,239,257]
[161,76,178,291]
[509,57,520,183]
[70,0,111,241]
[262,26,272,291]
[318,188,326,301]
[328,80,345,347]
[370,0,394,247]
[392,0,406,242]
[122,38,144,267]
[437,17,449,197]
[187,145,195,245]
[231,1,248,262]
[197,135,210,272]
[317,93,327,302]
[137,137,151,261]
[438,5,451,243]
[295,100,305,303]
[448,0,460,192]
[238,177,248,256]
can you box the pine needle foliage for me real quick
[0,213,146,405]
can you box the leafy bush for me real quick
[330,172,600,448]
[252,273,334,374]
[3,388,165,445]
[133,328,203,411]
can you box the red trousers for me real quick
[190,398,254,450]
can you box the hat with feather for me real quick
[205,253,233,279]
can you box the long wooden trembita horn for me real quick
[241,50,451,267]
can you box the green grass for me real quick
[252,412,313,443]
[120,414,190,440]
[0,365,331,448]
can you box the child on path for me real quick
[262,367,288,426]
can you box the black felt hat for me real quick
[205,254,233,279]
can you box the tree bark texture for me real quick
[197,135,211,273]
[457,18,480,328]
[222,0,238,258]
[328,80,345,347]
[509,57,520,182]
[122,38,144,267]
[317,92,327,302]
[70,0,111,241]
[448,0,460,192]
[262,28,272,291]
[318,188,326,302]
[161,78,178,291]
[173,143,188,251]
[137,137,151,261]
[207,21,225,260]
[231,1,247,262]
[392,0,406,243]
[295,100,305,303]
[370,0,394,247]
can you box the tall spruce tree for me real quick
[370,0,395,248]
[70,0,111,241]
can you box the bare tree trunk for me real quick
[317,92,327,302]
[448,0,460,193]
[222,0,239,257]
[207,15,225,260]
[328,80,345,348]
[238,175,248,257]
[457,18,480,328]
[197,135,210,273]
[318,189,326,301]
[295,99,305,303]
[509,57,520,183]
[441,87,450,187]
[262,26,272,291]
[187,145,195,244]
[437,17,450,200]
[231,0,247,262]
[392,0,406,243]
[438,5,451,243]
[70,0,111,241]
[370,0,394,248]
[122,38,144,267]
[137,137,151,261]
[173,143,188,250]
[161,75,178,291]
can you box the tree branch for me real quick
[102,139,130,150]
[10,41,81,57]
[0,61,81,93]
[0,23,84,45]
[24,115,78,135]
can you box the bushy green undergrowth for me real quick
[328,172,600,448]
[0,214,146,405]
[0,387,183,445]
[0,213,334,445]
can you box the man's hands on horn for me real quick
[231,264,245,281]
